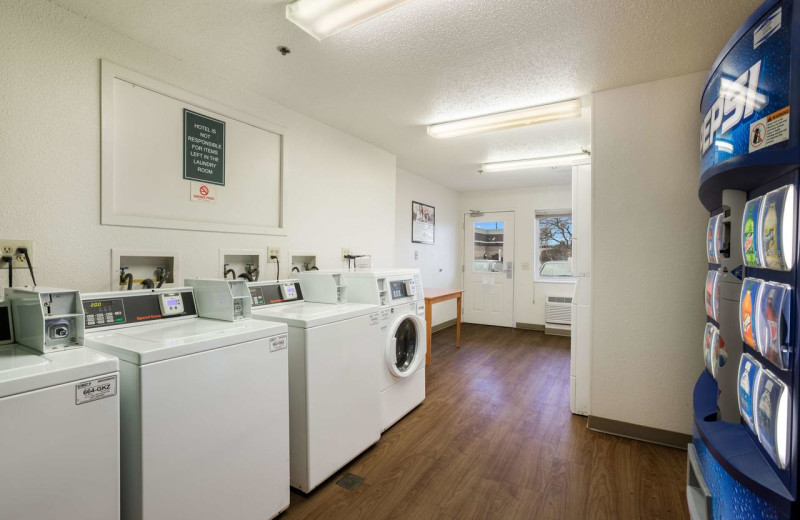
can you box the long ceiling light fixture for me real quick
[480,152,589,173]
[427,99,582,140]
[286,0,414,41]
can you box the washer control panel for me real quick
[84,299,126,327]
[390,279,416,300]
[159,293,185,316]
[280,283,298,300]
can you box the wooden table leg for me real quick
[456,295,462,349]
[425,300,433,365]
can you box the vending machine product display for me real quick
[740,278,762,348]
[704,322,715,374]
[707,213,724,265]
[756,369,790,469]
[738,353,761,432]
[756,281,792,369]
[759,185,796,271]
[743,197,765,267]
[691,1,800,518]
[706,271,721,321]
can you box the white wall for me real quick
[395,168,460,326]
[0,0,396,293]
[591,72,708,435]
[459,185,575,326]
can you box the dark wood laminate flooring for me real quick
[281,324,688,520]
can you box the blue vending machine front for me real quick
[694,0,800,518]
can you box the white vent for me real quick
[545,296,572,325]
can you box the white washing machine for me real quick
[300,269,427,431]
[0,298,121,520]
[246,279,381,492]
[81,287,290,520]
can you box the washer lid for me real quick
[0,344,119,398]
[85,318,287,365]
[252,302,379,328]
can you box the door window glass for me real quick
[473,221,504,272]
[394,318,418,372]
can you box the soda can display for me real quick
[742,196,764,268]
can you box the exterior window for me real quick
[473,221,504,272]
[536,214,573,279]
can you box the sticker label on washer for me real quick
[380,309,390,321]
[269,334,287,352]
[369,313,379,326]
[76,375,118,405]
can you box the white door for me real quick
[463,211,515,327]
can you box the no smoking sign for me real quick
[190,181,217,203]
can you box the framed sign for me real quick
[184,109,225,185]
[100,61,285,236]
[412,201,435,244]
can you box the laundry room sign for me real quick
[184,109,225,186]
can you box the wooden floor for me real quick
[281,324,688,520]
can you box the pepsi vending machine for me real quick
[691,0,800,518]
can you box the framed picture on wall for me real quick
[412,201,435,244]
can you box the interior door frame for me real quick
[461,209,516,328]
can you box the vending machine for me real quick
[690,0,800,518]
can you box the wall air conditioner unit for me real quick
[545,296,572,336]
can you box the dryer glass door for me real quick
[393,317,419,374]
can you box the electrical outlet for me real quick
[521,262,531,271]
[268,247,281,262]
[341,248,351,259]
[0,239,33,269]
[414,250,419,260]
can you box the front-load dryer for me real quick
[0,298,121,520]
[300,269,427,431]
[246,279,381,493]
[81,287,290,520]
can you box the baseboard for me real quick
[515,322,545,331]
[431,319,457,333]
[587,415,690,450]
[544,326,571,337]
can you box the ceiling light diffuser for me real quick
[286,0,414,41]
[480,153,589,173]
[427,99,582,139]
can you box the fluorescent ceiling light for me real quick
[286,0,414,41]
[481,153,589,173]
[427,99,582,139]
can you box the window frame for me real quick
[534,211,575,283]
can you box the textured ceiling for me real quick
[50,0,761,191]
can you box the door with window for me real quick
[463,211,515,327]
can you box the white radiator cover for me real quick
[545,296,573,325]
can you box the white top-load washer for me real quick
[299,269,427,431]
[246,279,381,493]
[0,292,120,520]
[81,287,290,520]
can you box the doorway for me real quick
[462,211,515,327]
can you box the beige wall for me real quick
[460,185,575,326]
[395,168,461,326]
[591,72,708,434]
[0,0,396,293]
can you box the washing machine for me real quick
[81,287,290,520]
[0,295,121,520]
[300,269,427,431]
[246,279,381,493]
